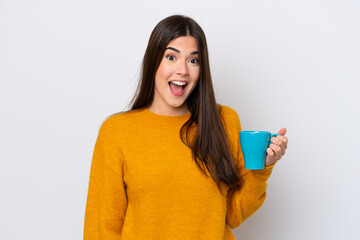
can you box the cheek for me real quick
[190,68,200,82]
[156,62,173,80]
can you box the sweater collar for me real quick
[142,108,191,125]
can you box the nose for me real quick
[176,60,189,76]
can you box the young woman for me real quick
[84,15,288,240]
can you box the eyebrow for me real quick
[165,47,198,55]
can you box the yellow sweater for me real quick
[84,106,274,240]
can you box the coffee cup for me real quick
[239,131,280,170]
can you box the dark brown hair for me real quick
[130,15,240,193]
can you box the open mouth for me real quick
[168,81,187,96]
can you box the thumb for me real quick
[277,127,287,136]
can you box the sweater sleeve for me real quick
[84,121,127,239]
[223,108,275,229]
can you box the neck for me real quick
[148,103,190,116]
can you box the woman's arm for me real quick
[226,161,274,228]
[223,108,275,229]
[84,123,127,239]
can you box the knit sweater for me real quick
[84,106,274,240]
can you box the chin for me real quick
[168,100,187,109]
[170,103,185,109]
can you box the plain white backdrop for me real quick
[1,0,359,239]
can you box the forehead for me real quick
[166,36,198,52]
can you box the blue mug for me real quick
[239,131,280,170]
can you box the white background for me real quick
[1,0,359,239]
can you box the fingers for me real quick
[276,128,288,148]
[265,144,282,166]
[277,135,288,148]
[265,147,277,166]
[269,143,283,159]
[265,134,288,166]
[271,136,288,154]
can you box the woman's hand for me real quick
[265,128,288,166]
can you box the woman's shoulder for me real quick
[218,105,240,121]
[217,104,241,131]
[98,108,145,134]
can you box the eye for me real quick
[166,55,175,61]
[190,58,199,64]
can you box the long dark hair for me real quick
[130,15,240,193]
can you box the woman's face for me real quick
[149,36,200,116]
